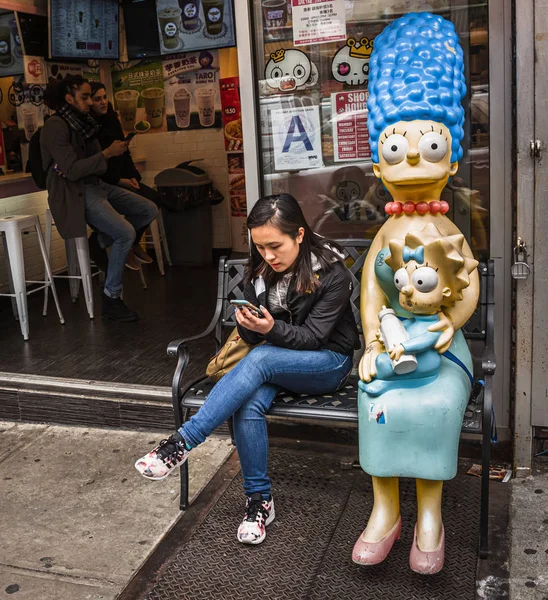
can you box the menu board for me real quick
[156,0,236,55]
[0,11,24,78]
[331,91,371,162]
[122,0,162,59]
[49,0,119,59]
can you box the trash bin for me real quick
[154,161,223,266]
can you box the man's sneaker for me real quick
[88,231,109,272]
[237,493,275,545]
[102,295,139,322]
[135,432,190,480]
[125,249,140,271]
[133,244,153,264]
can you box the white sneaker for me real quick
[135,433,189,480]
[237,493,275,545]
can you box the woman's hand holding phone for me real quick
[234,303,274,335]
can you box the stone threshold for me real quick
[0,371,175,431]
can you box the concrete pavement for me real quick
[509,464,548,599]
[0,421,233,600]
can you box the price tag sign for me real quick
[220,76,243,151]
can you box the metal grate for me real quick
[143,448,480,600]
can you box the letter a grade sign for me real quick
[271,105,323,171]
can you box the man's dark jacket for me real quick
[40,115,107,239]
[237,260,360,356]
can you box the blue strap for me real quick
[442,350,474,386]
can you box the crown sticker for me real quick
[270,49,286,63]
[332,37,374,87]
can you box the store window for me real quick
[252,0,489,261]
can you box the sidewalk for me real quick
[0,421,233,600]
[509,464,548,599]
[2,418,547,600]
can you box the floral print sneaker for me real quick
[237,493,275,545]
[135,433,189,481]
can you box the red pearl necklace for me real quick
[385,201,450,216]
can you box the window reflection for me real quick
[254,0,490,261]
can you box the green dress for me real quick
[357,249,473,481]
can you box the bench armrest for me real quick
[167,297,224,358]
[167,296,224,429]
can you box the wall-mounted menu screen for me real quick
[122,0,162,59]
[156,0,235,55]
[16,12,49,58]
[0,11,24,77]
[49,0,119,59]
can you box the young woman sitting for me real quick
[135,193,360,545]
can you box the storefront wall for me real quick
[237,0,513,435]
[513,0,548,475]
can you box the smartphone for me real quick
[230,299,264,318]
[124,132,136,142]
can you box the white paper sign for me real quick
[271,105,323,171]
[292,0,346,47]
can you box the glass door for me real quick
[250,0,490,262]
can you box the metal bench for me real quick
[167,240,496,558]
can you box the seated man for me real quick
[41,75,158,322]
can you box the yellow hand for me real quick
[428,311,454,353]
[388,343,405,361]
[359,340,383,382]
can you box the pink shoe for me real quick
[352,517,402,566]
[409,524,445,575]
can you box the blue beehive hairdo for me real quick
[367,12,466,163]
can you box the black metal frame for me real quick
[167,242,496,558]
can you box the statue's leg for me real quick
[364,476,401,540]
[352,476,401,565]
[410,479,445,574]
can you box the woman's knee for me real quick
[245,344,272,365]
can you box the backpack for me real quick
[26,116,71,190]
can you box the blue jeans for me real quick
[84,181,158,298]
[180,344,353,497]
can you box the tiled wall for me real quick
[132,127,231,250]
[0,128,231,292]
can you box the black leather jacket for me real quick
[237,260,360,356]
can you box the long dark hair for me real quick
[43,75,90,111]
[245,194,343,293]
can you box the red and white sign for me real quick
[331,90,371,162]
[220,76,243,151]
[292,0,346,47]
[24,56,47,85]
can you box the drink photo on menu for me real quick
[155,0,235,53]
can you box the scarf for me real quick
[58,103,101,140]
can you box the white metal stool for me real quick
[43,208,95,319]
[142,213,172,276]
[0,214,64,340]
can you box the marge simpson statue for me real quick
[353,13,479,575]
